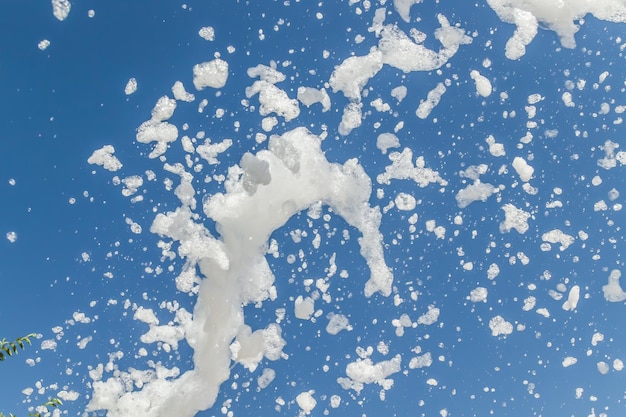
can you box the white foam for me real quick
[80,2,626,415]
[393,0,423,22]
[193,59,229,90]
[597,361,610,374]
[198,26,215,41]
[88,126,393,416]
[469,287,488,303]
[377,148,448,188]
[485,135,506,156]
[561,91,575,107]
[562,357,578,367]
[416,82,446,119]
[370,98,391,112]
[408,352,432,369]
[77,336,92,349]
[598,140,626,169]
[391,85,408,102]
[41,339,57,350]
[196,138,232,165]
[172,81,196,102]
[487,263,500,280]
[460,164,488,180]
[133,307,158,325]
[489,315,513,336]
[417,305,440,325]
[52,0,71,21]
[338,354,402,394]
[500,203,531,234]
[57,390,80,401]
[380,16,472,73]
[124,78,138,95]
[522,295,537,311]
[152,96,177,121]
[204,128,393,298]
[470,70,493,97]
[338,103,363,136]
[296,392,317,415]
[294,296,315,320]
[487,0,626,59]
[261,117,278,132]
[247,64,286,84]
[426,378,438,386]
[140,324,185,350]
[297,87,331,112]
[229,324,286,372]
[121,175,143,197]
[326,313,352,335]
[328,14,470,134]
[38,39,51,51]
[562,285,580,311]
[88,145,123,172]
[330,51,383,101]
[246,81,300,121]
[602,269,626,302]
[592,332,605,346]
[456,181,498,208]
[395,192,417,211]
[376,133,401,154]
[257,368,276,389]
[136,120,179,159]
[542,229,575,251]
[512,156,534,182]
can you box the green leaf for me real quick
[43,397,63,408]
[0,335,58,417]
[0,333,38,361]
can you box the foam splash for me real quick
[487,0,626,59]
[87,126,392,417]
[78,2,626,416]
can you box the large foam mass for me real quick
[87,127,393,417]
[488,0,626,59]
[204,127,393,299]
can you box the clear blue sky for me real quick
[1,1,625,416]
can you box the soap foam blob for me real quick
[52,0,71,21]
[393,0,423,22]
[246,64,301,122]
[470,69,492,97]
[87,127,393,417]
[603,269,626,302]
[487,0,626,59]
[296,391,317,415]
[124,78,138,95]
[87,145,123,171]
[193,59,229,90]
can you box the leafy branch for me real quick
[0,334,36,361]
[0,398,63,417]
[1,334,63,417]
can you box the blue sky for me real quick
[1,1,626,416]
